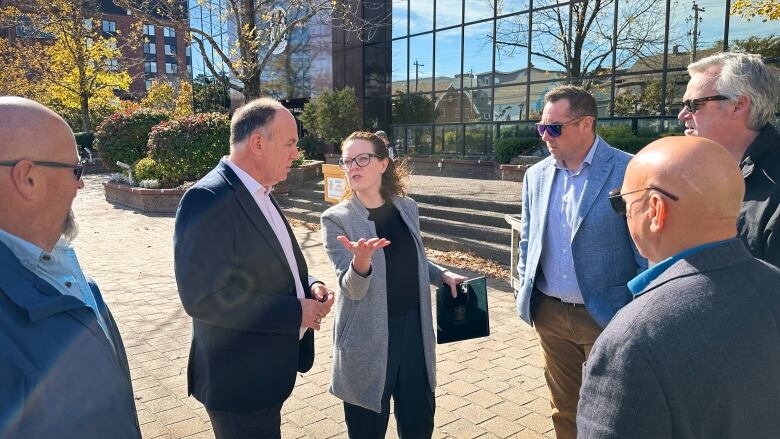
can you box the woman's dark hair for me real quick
[341,131,408,201]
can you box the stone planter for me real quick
[500,156,544,181]
[103,181,185,214]
[274,160,324,195]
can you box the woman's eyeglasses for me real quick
[338,153,381,170]
[681,95,728,114]
[608,186,679,215]
[0,159,85,180]
[535,116,585,138]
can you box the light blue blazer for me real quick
[515,137,647,328]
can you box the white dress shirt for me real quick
[225,158,318,339]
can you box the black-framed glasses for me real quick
[0,160,84,180]
[338,153,381,170]
[608,186,679,215]
[681,95,729,114]
[535,116,585,138]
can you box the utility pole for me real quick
[413,59,424,92]
[687,1,705,63]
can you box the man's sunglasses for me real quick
[535,116,585,138]
[0,159,85,180]
[681,95,728,114]
[338,153,381,170]
[608,186,679,215]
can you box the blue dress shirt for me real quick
[628,239,733,296]
[536,137,600,303]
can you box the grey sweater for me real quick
[320,195,442,413]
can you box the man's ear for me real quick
[10,160,39,202]
[732,95,751,119]
[648,194,666,233]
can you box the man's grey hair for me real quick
[688,52,780,130]
[230,97,285,148]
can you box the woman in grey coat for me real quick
[320,131,467,438]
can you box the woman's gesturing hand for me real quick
[336,236,391,275]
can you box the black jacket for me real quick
[739,123,780,269]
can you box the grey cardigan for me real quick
[320,195,443,413]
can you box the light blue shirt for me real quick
[628,239,732,296]
[536,136,600,304]
[0,228,113,342]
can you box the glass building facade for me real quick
[360,0,780,156]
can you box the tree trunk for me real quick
[80,96,90,132]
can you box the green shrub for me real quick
[74,132,95,155]
[495,137,541,164]
[94,109,169,172]
[606,137,657,154]
[148,112,230,184]
[597,124,634,139]
[297,136,324,160]
[133,157,162,182]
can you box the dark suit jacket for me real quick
[577,239,780,438]
[174,160,315,413]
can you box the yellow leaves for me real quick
[731,1,780,21]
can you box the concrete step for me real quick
[421,231,511,266]
[419,216,510,246]
[278,195,330,213]
[408,193,520,215]
[417,203,509,228]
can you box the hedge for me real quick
[148,113,230,184]
[94,110,169,172]
[133,157,162,183]
[495,137,542,164]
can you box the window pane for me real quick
[497,0,529,16]
[434,28,462,90]
[530,5,569,78]
[364,97,390,131]
[410,0,433,34]
[409,33,433,92]
[407,126,433,155]
[667,0,726,64]
[463,22,493,88]
[393,0,408,38]
[464,124,492,155]
[494,85,527,121]
[528,81,561,120]
[435,125,463,154]
[392,40,408,94]
[434,91,462,123]
[393,92,435,124]
[436,0,462,29]
[392,126,407,153]
[616,0,667,73]
[464,0,493,24]
[464,88,493,122]
[495,14,528,84]
[365,43,388,97]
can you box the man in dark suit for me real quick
[577,136,780,438]
[174,98,335,438]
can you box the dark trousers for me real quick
[206,403,283,439]
[343,308,435,439]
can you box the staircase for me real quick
[277,181,517,265]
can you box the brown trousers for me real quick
[534,295,603,439]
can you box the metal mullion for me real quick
[609,0,618,116]
[525,0,532,121]
[659,0,671,117]
[489,0,497,128]
[723,0,731,50]
[432,0,438,152]
[460,0,466,155]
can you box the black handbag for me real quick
[436,276,490,344]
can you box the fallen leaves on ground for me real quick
[288,218,321,231]
[425,248,510,280]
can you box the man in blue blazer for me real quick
[0,97,140,438]
[174,98,334,438]
[515,86,646,439]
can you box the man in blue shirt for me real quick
[0,97,140,438]
[578,136,780,438]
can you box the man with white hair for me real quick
[0,97,140,438]
[679,51,780,267]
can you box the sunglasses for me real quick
[535,116,585,138]
[608,186,679,215]
[338,153,382,170]
[0,159,85,180]
[681,95,728,114]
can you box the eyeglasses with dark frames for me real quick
[535,116,586,138]
[338,153,382,170]
[608,186,679,215]
[681,95,729,114]
[0,160,85,180]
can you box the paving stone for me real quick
[479,415,523,438]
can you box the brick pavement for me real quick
[71,175,553,439]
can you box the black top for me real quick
[367,202,420,318]
[739,123,780,269]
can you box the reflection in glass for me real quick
[434,91,463,123]
[667,0,726,64]
[464,124,492,155]
[435,28,462,90]
[493,85,527,121]
[409,33,434,92]
[613,73,682,116]
[364,97,390,131]
[464,88,493,122]
[365,43,388,98]
[392,126,407,153]
[496,0,528,16]
[616,0,668,73]
[393,0,408,38]
[436,0,462,29]
[393,92,436,124]
[465,0,494,24]
[435,125,463,154]
[392,40,408,94]
[410,0,433,34]
[407,126,434,155]
[528,81,561,120]
[463,22,494,88]
[495,14,529,84]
